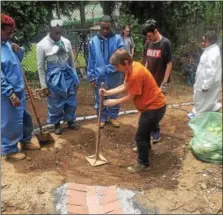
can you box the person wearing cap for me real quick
[188,31,222,119]
[1,14,40,160]
[142,19,172,144]
[101,49,166,173]
[36,20,80,135]
[87,15,124,128]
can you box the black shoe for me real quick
[152,131,161,144]
[55,123,62,135]
[67,121,80,130]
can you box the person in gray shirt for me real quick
[121,25,135,57]
[36,20,80,135]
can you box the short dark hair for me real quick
[204,31,218,45]
[142,19,157,35]
[100,15,112,23]
[110,49,133,65]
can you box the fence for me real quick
[22,2,121,84]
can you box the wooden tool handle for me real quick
[23,74,43,132]
[95,82,104,157]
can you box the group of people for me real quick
[1,14,222,173]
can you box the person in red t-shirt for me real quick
[101,49,166,173]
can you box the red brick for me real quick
[67,183,87,192]
[87,186,96,197]
[87,198,101,214]
[108,208,123,214]
[67,192,86,206]
[100,191,118,205]
[98,185,117,196]
[101,200,122,214]
[67,205,88,214]
[66,189,85,197]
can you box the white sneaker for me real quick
[213,102,222,112]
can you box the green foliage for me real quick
[1,1,81,47]
[120,1,222,49]
[1,1,49,46]
[117,14,144,59]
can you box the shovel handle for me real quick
[95,82,104,157]
[23,74,43,132]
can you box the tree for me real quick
[120,1,222,48]
[1,1,49,45]
[1,1,81,46]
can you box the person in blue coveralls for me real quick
[87,15,124,128]
[37,20,80,135]
[1,14,40,161]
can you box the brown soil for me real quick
[2,108,222,214]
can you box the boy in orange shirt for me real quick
[101,49,166,173]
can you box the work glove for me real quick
[160,81,168,95]
[9,93,21,107]
[42,88,50,96]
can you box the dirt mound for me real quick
[8,115,188,191]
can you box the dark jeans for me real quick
[135,105,166,166]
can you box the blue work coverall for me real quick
[1,42,33,155]
[37,35,79,125]
[87,33,124,121]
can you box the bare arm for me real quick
[104,93,135,107]
[36,44,47,89]
[131,48,135,57]
[102,81,127,96]
[163,62,172,82]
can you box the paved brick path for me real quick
[66,183,123,214]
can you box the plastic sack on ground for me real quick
[188,112,222,164]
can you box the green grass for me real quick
[22,44,38,73]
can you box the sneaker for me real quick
[6,152,26,160]
[133,146,138,152]
[67,121,80,130]
[127,163,150,173]
[109,119,120,128]
[100,121,106,128]
[152,131,161,144]
[213,102,222,112]
[55,123,62,135]
[22,141,40,150]
[187,112,195,119]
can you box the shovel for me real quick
[23,74,55,144]
[85,82,108,166]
